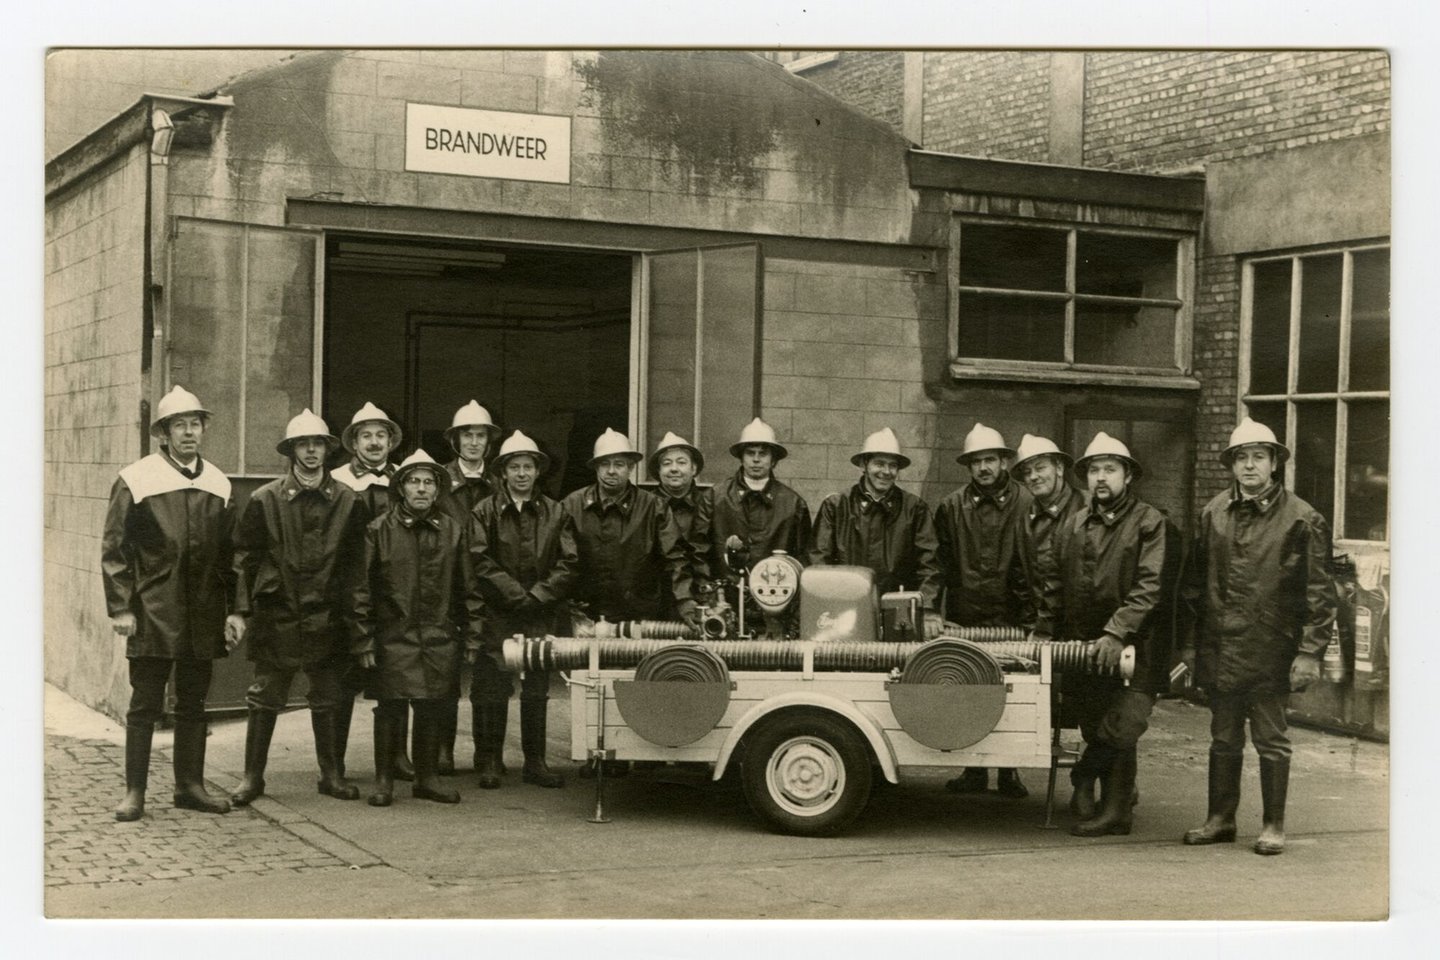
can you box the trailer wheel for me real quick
[742,713,872,837]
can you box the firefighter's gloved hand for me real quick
[677,600,701,633]
[1093,634,1125,674]
[923,611,945,639]
[224,614,247,651]
[358,652,377,670]
[1289,653,1321,692]
[111,612,137,638]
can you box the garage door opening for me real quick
[323,236,633,497]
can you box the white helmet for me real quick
[1075,431,1143,480]
[392,449,449,494]
[1222,417,1290,466]
[650,431,704,475]
[957,422,1014,463]
[588,428,643,468]
[276,408,340,457]
[150,385,210,439]
[445,400,501,449]
[851,427,911,469]
[729,417,788,462]
[1014,433,1071,471]
[493,430,551,474]
[341,401,403,453]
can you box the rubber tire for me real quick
[741,713,873,837]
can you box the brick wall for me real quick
[44,143,150,717]
[45,49,301,160]
[793,52,905,135]
[922,52,1051,161]
[1189,254,1242,510]
[1084,50,1391,172]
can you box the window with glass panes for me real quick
[952,219,1191,376]
[1241,243,1389,543]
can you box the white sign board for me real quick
[404,103,572,184]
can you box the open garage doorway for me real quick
[323,236,633,497]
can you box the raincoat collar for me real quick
[1228,481,1283,515]
[396,502,442,530]
[583,482,636,514]
[1087,488,1134,527]
[964,473,1013,508]
[851,478,901,513]
[732,469,776,504]
[1029,483,1076,522]
[282,468,337,502]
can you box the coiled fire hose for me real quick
[633,645,730,683]
[900,638,1004,685]
[507,635,1130,678]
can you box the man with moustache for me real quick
[435,400,502,774]
[352,451,469,807]
[809,428,943,639]
[330,402,414,782]
[1035,433,1172,838]
[103,386,239,821]
[466,430,578,789]
[934,423,1032,797]
[1180,418,1336,856]
[649,431,713,618]
[230,410,368,806]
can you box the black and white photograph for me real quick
[23,4,1431,948]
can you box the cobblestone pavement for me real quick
[45,733,350,891]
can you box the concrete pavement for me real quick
[44,681,1388,920]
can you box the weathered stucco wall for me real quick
[44,143,150,716]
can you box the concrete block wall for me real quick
[921,52,1051,161]
[44,143,150,717]
[164,49,917,247]
[1084,50,1391,172]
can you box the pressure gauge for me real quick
[748,550,804,614]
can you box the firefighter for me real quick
[466,430,578,790]
[351,451,470,807]
[435,400,503,775]
[707,417,811,580]
[230,410,369,806]
[1035,432,1173,837]
[1013,434,1086,624]
[330,401,414,782]
[560,429,696,626]
[935,423,1033,797]
[649,431,713,616]
[1180,418,1337,855]
[102,386,239,821]
[809,428,943,639]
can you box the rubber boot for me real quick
[437,699,458,775]
[996,767,1028,799]
[393,708,416,782]
[520,698,564,788]
[475,701,505,790]
[1068,775,1097,821]
[230,710,277,806]
[1071,747,1135,837]
[1253,755,1290,855]
[944,767,989,794]
[1183,752,1243,845]
[411,701,460,803]
[333,696,355,779]
[114,723,152,822]
[368,700,400,807]
[313,710,360,800]
[171,720,231,814]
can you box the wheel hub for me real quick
[767,736,845,814]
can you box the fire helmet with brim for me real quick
[276,408,341,457]
[150,385,211,439]
[850,427,911,470]
[728,417,788,462]
[956,422,1014,464]
[1074,431,1143,481]
[587,428,644,469]
[1221,417,1291,467]
[492,430,551,475]
[341,401,404,453]
[1014,433,1072,472]
[444,400,501,450]
[650,431,705,476]
[391,449,450,496]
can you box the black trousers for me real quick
[245,654,346,713]
[127,657,214,726]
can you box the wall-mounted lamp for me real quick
[150,109,175,161]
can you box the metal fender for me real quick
[711,691,899,784]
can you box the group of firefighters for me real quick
[101,383,1336,856]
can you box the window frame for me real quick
[947,214,1196,388]
[1238,239,1391,547]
